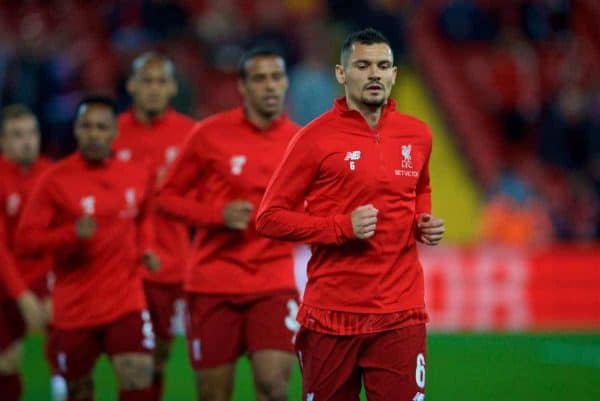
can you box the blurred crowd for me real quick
[0,0,598,244]
[435,0,599,243]
[0,0,408,156]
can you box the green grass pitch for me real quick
[21,333,600,400]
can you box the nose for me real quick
[368,65,381,80]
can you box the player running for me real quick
[16,96,159,401]
[155,48,300,401]
[113,52,195,401]
[256,28,445,401]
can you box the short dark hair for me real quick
[1,104,36,133]
[76,96,118,118]
[239,47,285,80]
[340,28,392,66]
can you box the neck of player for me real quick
[345,95,383,129]
[244,104,279,131]
[133,105,166,125]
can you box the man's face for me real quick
[239,56,288,118]
[127,60,177,117]
[74,104,117,161]
[336,43,397,108]
[1,115,40,166]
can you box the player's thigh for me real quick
[185,292,244,370]
[104,311,155,389]
[143,281,181,342]
[0,340,22,374]
[47,325,101,381]
[360,324,427,401]
[144,282,182,368]
[295,327,362,401]
[245,290,299,356]
[195,364,236,401]
[250,350,295,401]
[46,325,99,399]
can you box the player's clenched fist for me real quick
[75,215,96,239]
[223,200,254,230]
[416,213,445,245]
[351,204,378,239]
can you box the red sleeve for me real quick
[14,175,79,255]
[0,211,26,299]
[155,129,226,227]
[256,131,355,245]
[415,148,432,215]
[413,130,433,239]
[137,174,156,256]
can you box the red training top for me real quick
[15,154,154,329]
[256,98,432,335]
[156,107,299,295]
[114,108,195,284]
[0,157,53,293]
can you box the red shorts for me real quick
[143,281,183,341]
[185,289,299,370]
[47,310,155,380]
[0,298,25,352]
[295,324,427,401]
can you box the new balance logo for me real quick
[117,148,132,161]
[344,150,361,171]
[6,193,20,216]
[230,155,247,175]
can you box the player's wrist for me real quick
[333,213,355,244]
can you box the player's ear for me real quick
[238,78,247,98]
[169,78,178,98]
[335,64,346,85]
[126,77,135,96]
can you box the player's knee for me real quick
[196,372,233,401]
[67,377,93,400]
[112,353,153,390]
[255,375,289,401]
[0,343,22,374]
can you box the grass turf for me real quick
[22,332,600,400]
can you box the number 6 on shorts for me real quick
[415,352,426,389]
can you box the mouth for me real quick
[365,84,384,93]
[263,95,280,106]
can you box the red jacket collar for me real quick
[333,97,396,125]
[125,107,174,128]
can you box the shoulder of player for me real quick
[29,156,74,191]
[291,110,338,143]
[186,108,240,143]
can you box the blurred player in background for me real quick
[113,52,195,401]
[256,28,445,401]
[16,97,159,401]
[156,48,299,401]
[0,105,50,401]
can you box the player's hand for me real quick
[75,215,96,239]
[142,251,161,272]
[416,214,445,245]
[223,200,254,230]
[16,291,46,333]
[351,204,378,239]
